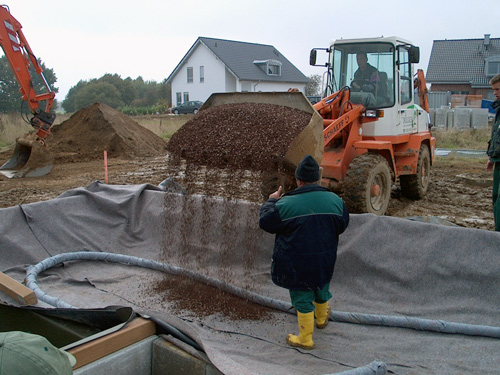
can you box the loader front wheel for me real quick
[400,144,431,200]
[343,153,392,215]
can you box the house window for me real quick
[183,92,189,102]
[187,67,193,83]
[200,66,204,83]
[253,59,282,76]
[267,63,281,76]
[486,56,500,77]
[176,92,182,106]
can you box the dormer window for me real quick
[254,59,282,76]
[486,56,500,77]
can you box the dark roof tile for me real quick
[167,37,308,84]
[426,37,500,87]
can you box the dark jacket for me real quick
[487,100,500,161]
[353,64,379,92]
[259,184,349,291]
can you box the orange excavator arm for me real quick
[414,69,429,113]
[0,4,56,139]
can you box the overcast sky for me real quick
[3,0,499,100]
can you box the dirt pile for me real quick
[167,103,312,171]
[49,102,166,161]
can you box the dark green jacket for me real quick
[487,100,500,161]
[259,184,349,291]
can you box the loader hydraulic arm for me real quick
[414,69,429,113]
[322,105,365,146]
[314,88,365,146]
[0,5,56,139]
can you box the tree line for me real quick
[62,74,170,115]
[0,55,323,115]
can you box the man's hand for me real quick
[269,186,283,200]
[486,159,494,171]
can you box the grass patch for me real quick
[433,127,490,150]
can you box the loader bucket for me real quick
[199,92,324,197]
[200,91,324,167]
[0,136,54,178]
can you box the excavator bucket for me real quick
[0,135,54,178]
[198,91,324,196]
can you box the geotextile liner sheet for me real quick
[1,181,500,374]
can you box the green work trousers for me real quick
[289,283,332,314]
[494,162,500,231]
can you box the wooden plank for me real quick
[68,317,156,369]
[0,271,37,305]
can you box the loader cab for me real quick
[311,37,427,136]
[328,41,396,110]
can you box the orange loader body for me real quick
[314,88,435,191]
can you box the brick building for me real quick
[426,34,500,101]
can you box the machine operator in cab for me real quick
[351,52,380,94]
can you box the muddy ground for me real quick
[0,103,495,231]
[0,151,494,231]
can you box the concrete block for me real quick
[429,109,436,126]
[153,338,223,375]
[454,107,471,129]
[447,110,454,129]
[434,108,448,128]
[471,108,489,129]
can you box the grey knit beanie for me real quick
[295,155,320,182]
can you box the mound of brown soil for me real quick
[167,103,311,171]
[50,103,166,161]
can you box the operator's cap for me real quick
[0,331,76,375]
[295,154,320,182]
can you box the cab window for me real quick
[333,42,395,109]
[399,48,412,105]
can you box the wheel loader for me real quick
[0,5,56,178]
[183,36,434,215]
[309,36,434,214]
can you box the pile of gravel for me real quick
[167,103,312,172]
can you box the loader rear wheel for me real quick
[343,153,392,215]
[400,144,431,200]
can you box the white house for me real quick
[166,37,309,106]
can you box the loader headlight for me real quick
[365,109,384,118]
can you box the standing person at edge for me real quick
[486,73,500,231]
[259,155,350,349]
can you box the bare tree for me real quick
[305,74,322,97]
